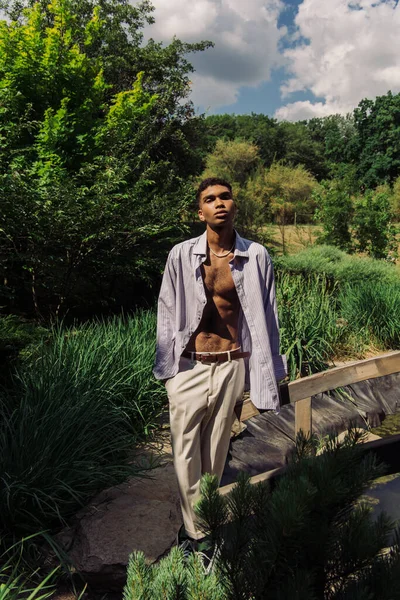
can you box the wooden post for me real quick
[295,396,312,437]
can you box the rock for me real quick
[57,459,181,590]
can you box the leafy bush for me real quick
[0,315,48,354]
[353,189,397,260]
[0,311,165,545]
[0,0,210,317]
[314,180,353,251]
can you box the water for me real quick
[371,412,400,437]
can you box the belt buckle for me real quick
[199,353,215,363]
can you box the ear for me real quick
[198,207,205,222]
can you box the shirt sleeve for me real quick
[153,249,177,380]
[263,251,287,382]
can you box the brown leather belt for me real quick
[182,350,250,363]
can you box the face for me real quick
[198,185,236,228]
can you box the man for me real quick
[154,177,286,548]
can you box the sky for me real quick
[143,0,400,121]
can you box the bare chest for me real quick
[201,259,237,301]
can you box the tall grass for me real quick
[0,311,166,544]
[338,282,400,349]
[0,536,58,600]
[277,273,339,379]
[274,245,400,377]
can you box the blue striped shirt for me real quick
[153,230,287,410]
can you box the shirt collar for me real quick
[193,229,249,257]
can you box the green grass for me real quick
[273,245,400,377]
[277,273,339,379]
[276,265,400,378]
[275,245,400,285]
[0,537,58,600]
[0,311,166,554]
[0,566,55,600]
[338,281,400,349]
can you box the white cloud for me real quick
[143,0,286,109]
[276,0,400,120]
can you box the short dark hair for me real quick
[196,177,233,206]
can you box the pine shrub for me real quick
[123,547,227,600]
[124,431,400,599]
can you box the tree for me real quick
[202,114,238,149]
[391,176,400,222]
[314,181,353,252]
[353,187,397,260]
[203,113,280,168]
[0,0,211,316]
[263,162,318,252]
[235,113,280,168]
[353,91,400,187]
[201,138,261,187]
[307,114,357,167]
[276,121,329,180]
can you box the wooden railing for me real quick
[225,350,400,496]
[288,350,400,436]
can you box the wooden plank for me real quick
[234,397,260,422]
[220,433,400,496]
[295,397,312,436]
[288,351,400,403]
[220,467,283,496]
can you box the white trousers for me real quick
[166,356,245,539]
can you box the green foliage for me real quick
[314,180,353,251]
[276,273,338,379]
[0,0,210,316]
[203,113,279,168]
[277,120,328,180]
[263,161,319,226]
[0,557,56,600]
[0,311,165,545]
[310,114,357,168]
[275,248,400,373]
[276,245,400,285]
[338,281,400,349]
[196,431,399,600]
[203,114,330,180]
[391,176,400,221]
[124,432,400,600]
[240,168,274,238]
[201,138,261,187]
[0,315,48,354]
[123,547,227,600]
[353,91,400,187]
[353,188,397,260]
